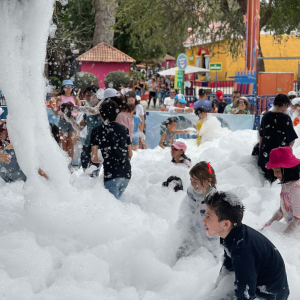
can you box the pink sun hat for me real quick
[266,147,300,169]
[171,141,187,152]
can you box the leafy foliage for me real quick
[70,72,99,92]
[104,71,131,89]
[48,76,62,89]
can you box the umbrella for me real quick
[158,65,209,76]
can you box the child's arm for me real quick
[49,96,61,115]
[262,208,283,230]
[128,144,133,159]
[75,96,81,107]
[284,216,300,234]
[91,145,102,163]
[159,133,166,149]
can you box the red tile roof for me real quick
[164,54,176,61]
[76,43,136,63]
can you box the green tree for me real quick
[114,0,300,71]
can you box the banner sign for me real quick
[209,63,222,72]
[145,112,260,149]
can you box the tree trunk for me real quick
[257,39,265,72]
[93,0,116,46]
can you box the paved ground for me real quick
[140,99,160,112]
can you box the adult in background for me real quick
[161,94,194,113]
[224,90,241,114]
[213,90,227,114]
[198,88,207,101]
[158,77,168,105]
[139,78,146,99]
[164,88,176,110]
[287,90,297,117]
[135,78,141,96]
[258,94,297,182]
[147,78,157,108]
[232,97,251,114]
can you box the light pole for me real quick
[70,43,79,88]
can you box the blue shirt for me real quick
[133,115,142,140]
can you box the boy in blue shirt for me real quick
[203,191,289,300]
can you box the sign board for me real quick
[175,70,184,89]
[209,63,222,72]
[177,53,188,70]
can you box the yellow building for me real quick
[184,34,300,81]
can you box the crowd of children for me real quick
[1,80,300,299]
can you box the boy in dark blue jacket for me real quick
[203,191,289,300]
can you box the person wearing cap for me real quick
[171,141,191,168]
[286,91,297,117]
[290,97,300,126]
[64,85,103,177]
[232,97,251,114]
[164,88,176,110]
[168,94,194,114]
[258,94,297,182]
[263,147,300,235]
[212,90,228,114]
[49,79,81,173]
[193,100,212,146]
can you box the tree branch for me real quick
[260,0,274,29]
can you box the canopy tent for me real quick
[158,65,209,76]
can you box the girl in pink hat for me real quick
[170,141,191,168]
[263,146,300,234]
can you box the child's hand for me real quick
[0,152,11,164]
[237,103,246,111]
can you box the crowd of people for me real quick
[1,77,300,299]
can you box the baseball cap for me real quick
[216,91,224,101]
[171,141,187,152]
[103,88,120,100]
[175,94,186,103]
[61,80,74,88]
[291,97,300,106]
[287,91,297,97]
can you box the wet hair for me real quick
[99,100,119,123]
[274,94,290,106]
[164,117,177,128]
[83,85,98,95]
[198,89,206,97]
[189,161,217,188]
[205,191,245,227]
[162,176,183,192]
[110,95,129,112]
[171,153,191,164]
[280,165,300,184]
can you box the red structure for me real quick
[76,43,136,88]
[161,54,176,69]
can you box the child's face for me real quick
[167,122,177,132]
[127,97,135,104]
[190,175,209,193]
[171,146,183,158]
[198,112,208,119]
[202,206,225,237]
[273,167,282,181]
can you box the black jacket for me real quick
[220,225,289,300]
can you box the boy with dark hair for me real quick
[203,191,289,300]
[91,100,133,199]
[258,93,297,182]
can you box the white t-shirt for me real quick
[136,104,144,117]
[164,97,175,108]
